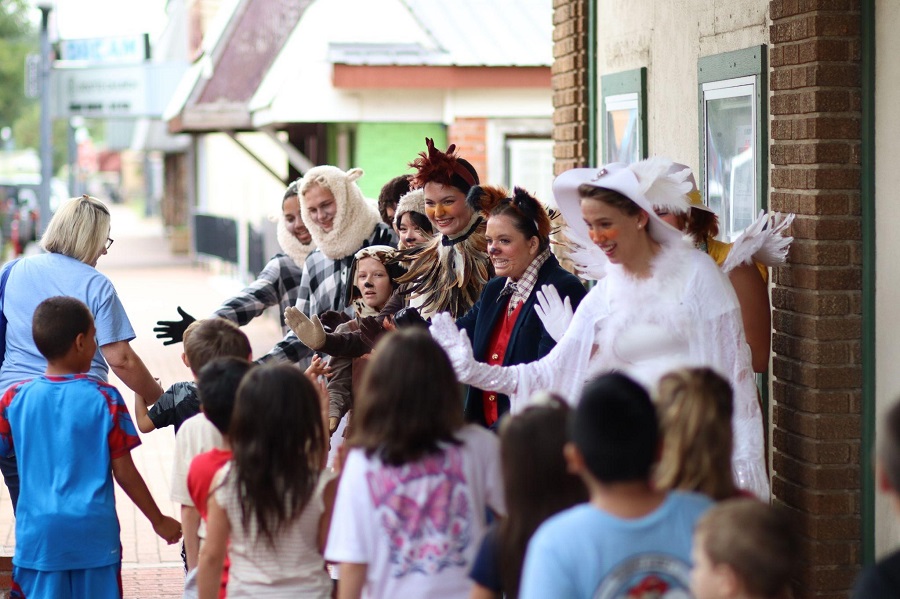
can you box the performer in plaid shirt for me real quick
[155,182,317,347]
[258,165,396,364]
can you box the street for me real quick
[0,202,284,597]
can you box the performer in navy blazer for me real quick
[456,186,587,428]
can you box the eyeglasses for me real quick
[105,238,114,250]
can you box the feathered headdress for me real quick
[468,185,554,241]
[409,138,479,191]
[512,186,553,240]
[466,184,509,215]
[628,157,693,214]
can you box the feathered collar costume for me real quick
[298,165,382,260]
[393,139,494,318]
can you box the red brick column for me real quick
[769,2,863,596]
[448,118,488,182]
[551,0,588,175]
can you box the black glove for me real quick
[393,307,428,329]
[153,306,197,346]
[319,310,352,333]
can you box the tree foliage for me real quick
[0,0,38,138]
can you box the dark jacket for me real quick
[456,254,587,427]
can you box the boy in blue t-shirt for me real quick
[519,373,714,599]
[0,297,182,598]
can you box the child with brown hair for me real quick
[325,328,505,599]
[655,367,746,500]
[469,400,588,599]
[691,499,799,599]
[197,364,335,598]
[134,318,252,434]
[135,318,252,577]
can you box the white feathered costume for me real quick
[431,159,770,499]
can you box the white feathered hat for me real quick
[552,157,692,246]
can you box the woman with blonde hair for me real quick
[0,194,163,511]
[655,367,745,501]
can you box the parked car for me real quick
[0,175,69,256]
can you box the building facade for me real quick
[552,1,889,595]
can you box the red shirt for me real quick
[188,448,232,599]
[482,300,524,426]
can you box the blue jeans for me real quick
[0,453,19,514]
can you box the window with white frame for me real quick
[604,93,641,164]
[505,137,554,204]
[600,68,647,165]
[698,46,767,242]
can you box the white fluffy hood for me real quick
[275,215,316,267]
[299,166,381,260]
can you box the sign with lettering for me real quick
[59,34,149,64]
[50,62,188,119]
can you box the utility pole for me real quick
[37,2,53,236]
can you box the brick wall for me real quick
[448,118,488,182]
[0,554,11,598]
[552,0,589,175]
[769,1,863,596]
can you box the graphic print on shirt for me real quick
[365,447,472,578]
[594,553,692,599]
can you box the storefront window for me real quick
[698,46,767,242]
[702,76,757,241]
[600,68,647,165]
[604,93,640,164]
[505,137,554,204]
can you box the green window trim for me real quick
[697,45,768,215]
[599,68,648,164]
[586,0,597,166]
[861,0,876,567]
[697,45,769,425]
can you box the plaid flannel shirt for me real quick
[213,253,304,335]
[499,248,551,314]
[259,223,397,364]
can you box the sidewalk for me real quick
[0,203,284,597]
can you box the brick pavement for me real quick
[0,203,284,598]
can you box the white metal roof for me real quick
[249,0,552,124]
[404,0,552,67]
[327,0,552,67]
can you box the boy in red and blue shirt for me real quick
[0,296,181,598]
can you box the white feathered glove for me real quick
[430,312,476,379]
[285,307,325,350]
[430,312,519,394]
[534,284,573,343]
